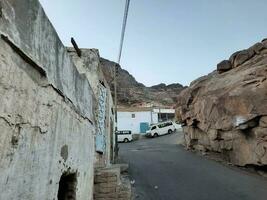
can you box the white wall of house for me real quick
[117,108,181,134]
[118,111,158,134]
[152,112,158,124]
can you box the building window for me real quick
[131,113,135,118]
[158,113,175,122]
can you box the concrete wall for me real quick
[68,48,115,167]
[118,111,158,133]
[0,1,95,199]
[0,0,94,121]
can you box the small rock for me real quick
[257,170,267,178]
[202,152,207,156]
[259,116,267,128]
[130,180,135,185]
[154,185,158,190]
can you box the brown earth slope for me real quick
[100,58,186,107]
[176,39,267,167]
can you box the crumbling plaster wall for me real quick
[68,48,115,168]
[0,0,93,120]
[0,0,95,199]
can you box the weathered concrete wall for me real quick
[68,48,115,167]
[0,0,95,199]
[0,0,94,121]
[68,49,131,200]
[0,37,95,200]
[68,48,103,97]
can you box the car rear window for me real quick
[158,122,173,128]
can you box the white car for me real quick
[146,121,176,137]
[116,130,133,143]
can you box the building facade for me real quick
[117,107,176,134]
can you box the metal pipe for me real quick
[71,37,82,57]
[114,63,119,161]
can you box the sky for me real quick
[39,0,267,86]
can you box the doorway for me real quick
[57,172,77,200]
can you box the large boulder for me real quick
[233,49,255,67]
[176,40,267,166]
[217,60,232,73]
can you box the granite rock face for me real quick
[176,39,267,166]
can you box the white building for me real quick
[117,107,177,134]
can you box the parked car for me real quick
[116,130,133,143]
[145,121,176,137]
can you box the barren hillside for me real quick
[100,58,186,107]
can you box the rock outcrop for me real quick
[176,38,267,166]
[100,58,186,107]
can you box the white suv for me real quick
[116,130,133,143]
[146,121,176,137]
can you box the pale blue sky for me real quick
[39,0,267,86]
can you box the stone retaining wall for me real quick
[94,167,132,200]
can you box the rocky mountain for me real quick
[176,39,267,167]
[100,58,186,107]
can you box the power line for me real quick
[117,0,131,64]
[114,0,131,162]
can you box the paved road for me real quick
[119,132,267,200]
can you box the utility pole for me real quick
[114,0,131,162]
[114,62,118,162]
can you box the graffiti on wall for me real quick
[96,84,107,153]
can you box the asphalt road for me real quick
[119,132,267,200]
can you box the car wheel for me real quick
[153,133,159,137]
[168,129,173,134]
[124,138,129,143]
